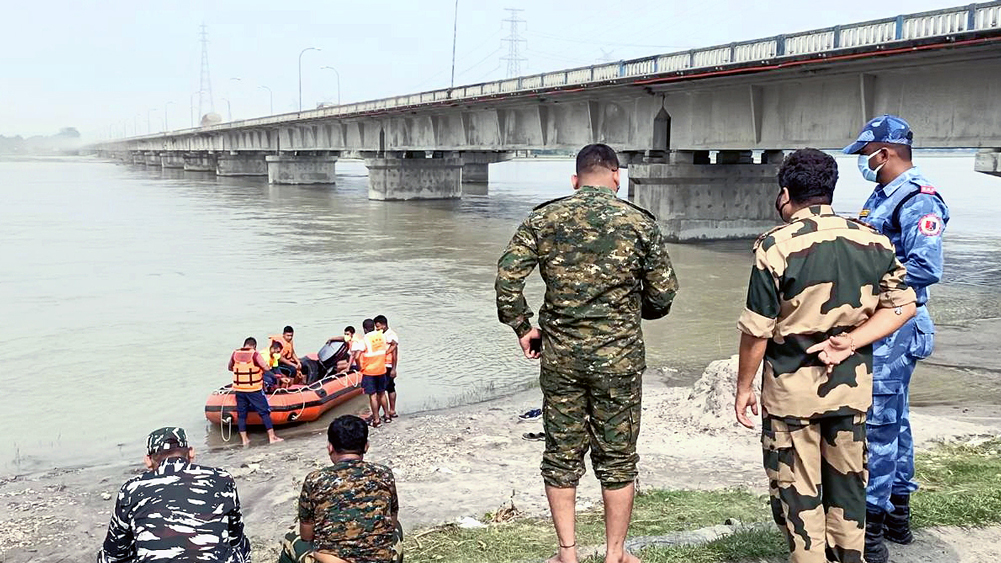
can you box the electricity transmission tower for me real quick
[501,8,526,78]
[198,24,215,120]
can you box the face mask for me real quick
[857,150,885,183]
[774,190,788,222]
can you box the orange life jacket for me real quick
[231,347,264,392]
[269,335,296,362]
[360,330,387,376]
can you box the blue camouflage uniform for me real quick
[844,116,950,513]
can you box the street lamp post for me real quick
[190,91,200,127]
[259,85,274,115]
[164,101,174,132]
[147,108,158,135]
[298,47,320,111]
[320,66,341,106]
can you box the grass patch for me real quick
[912,437,1001,527]
[405,438,1001,563]
[404,489,770,563]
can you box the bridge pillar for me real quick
[216,152,267,177]
[183,153,217,172]
[365,152,463,200]
[160,152,185,169]
[975,149,1001,178]
[266,153,339,184]
[628,150,782,242]
[459,151,514,185]
[131,152,146,166]
[144,152,162,167]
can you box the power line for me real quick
[197,24,215,121]
[500,8,527,78]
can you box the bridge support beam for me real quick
[266,153,339,184]
[975,149,1001,178]
[183,153,217,172]
[629,150,782,242]
[160,152,185,169]
[144,152,162,167]
[216,152,267,177]
[366,152,463,200]
[131,152,146,166]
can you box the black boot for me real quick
[865,509,890,563]
[884,493,915,544]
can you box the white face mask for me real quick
[857,150,885,183]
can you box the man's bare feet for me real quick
[269,436,284,444]
[241,439,251,447]
[546,545,578,563]
[604,550,640,563]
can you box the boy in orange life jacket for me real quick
[374,315,400,419]
[228,337,284,446]
[264,340,292,390]
[272,326,303,384]
[353,319,392,427]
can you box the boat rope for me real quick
[220,388,233,442]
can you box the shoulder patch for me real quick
[919,185,937,195]
[917,213,944,237]
[533,195,572,211]
[620,199,657,221]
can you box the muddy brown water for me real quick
[2,153,998,474]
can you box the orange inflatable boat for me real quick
[205,371,364,427]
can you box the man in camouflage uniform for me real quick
[735,148,917,563]
[843,115,950,563]
[280,414,402,563]
[495,143,678,563]
[97,427,250,563]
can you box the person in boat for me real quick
[354,319,392,427]
[279,415,402,563]
[271,325,303,384]
[98,427,251,563]
[326,325,362,373]
[263,340,293,391]
[228,337,283,446]
[374,315,400,419]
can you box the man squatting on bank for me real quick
[496,143,679,563]
[735,148,917,563]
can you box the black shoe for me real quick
[865,509,890,563]
[884,493,915,545]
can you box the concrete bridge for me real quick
[95,2,1001,241]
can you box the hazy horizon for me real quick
[0,0,970,139]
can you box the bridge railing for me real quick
[118,1,1001,142]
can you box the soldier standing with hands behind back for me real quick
[843,115,949,563]
[496,143,678,563]
[735,149,916,563]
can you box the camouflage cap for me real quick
[843,114,914,154]
[146,427,189,455]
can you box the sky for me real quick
[0,0,971,139]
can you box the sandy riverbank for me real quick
[3,360,1000,563]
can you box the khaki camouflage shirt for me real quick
[298,459,399,562]
[738,205,916,419]
[496,186,679,375]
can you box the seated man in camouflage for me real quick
[98,427,251,563]
[280,415,402,563]
[734,148,917,563]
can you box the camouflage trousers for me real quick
[278,523,404,563]
[762,412,868,563]
[540,368,642,490]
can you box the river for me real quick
[2,153,999,473]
